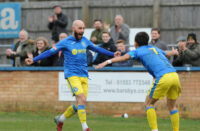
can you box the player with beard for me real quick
[25,20,119,131]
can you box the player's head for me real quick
[134,32,149,48]
[72,20,85,40]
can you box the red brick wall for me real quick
[0,71,200,119]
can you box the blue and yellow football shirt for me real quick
[33,35,114,78]
[127,45,176,78]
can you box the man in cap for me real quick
[48,4,68,43]
[173,33,200,66]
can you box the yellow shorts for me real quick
[67,76,88,98]
[147,72,181,100]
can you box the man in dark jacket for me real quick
[48,5,68,43]
[93,32,116,66]
[173,33,200,66]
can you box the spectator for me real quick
[86,49,93,66]
[28,37,53,66]
[48,4,68,43]
[173,33,200,66]
[149,28,168,50]
[110,15,130,46]
[112,40,133,67]
[90,19,104,45]
[90,19,109,45]
[6,29,35,67]
[93,32,116,66]
[52,33,67,66]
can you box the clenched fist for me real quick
[25,58,34,65]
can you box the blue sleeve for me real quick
[54,39,67,51]
[127,50,138,60]
[87,41,114,57]
[33,48,58,62]
[33,39,67,62]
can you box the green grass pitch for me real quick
[0,112,199,131]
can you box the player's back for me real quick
[135,45,176,78]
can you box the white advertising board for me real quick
[59,72,153,102]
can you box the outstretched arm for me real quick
[25,48,58,65]
[165,48,179,57]
[95,54,131,69]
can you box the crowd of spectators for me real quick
[5,5,200,67]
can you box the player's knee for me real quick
[167,103,176,111]
[167,99,177,111]
[76,94,86,105]
[144,102,154,108]
[81,96,86,105]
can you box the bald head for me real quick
[72,20,85,40]
[72,20,85,27]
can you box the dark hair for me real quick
[151,28,160,34]
[116,39,125,45]
[53,5,62,9]
[102,31,110,36]
[93,19,102,23]
[135,32,149,46]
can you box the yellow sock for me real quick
[64,104,77,118]
[77,105,86,123]
[170,110,179,131]
[146,107,158,130]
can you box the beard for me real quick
[74,31,83,40]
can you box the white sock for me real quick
[59,114,66,122]
[152,129,158,131]
[82,122,88,131]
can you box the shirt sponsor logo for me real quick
[72,49,78,55]
[72,49,86,55]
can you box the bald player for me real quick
[25,20,119,131]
